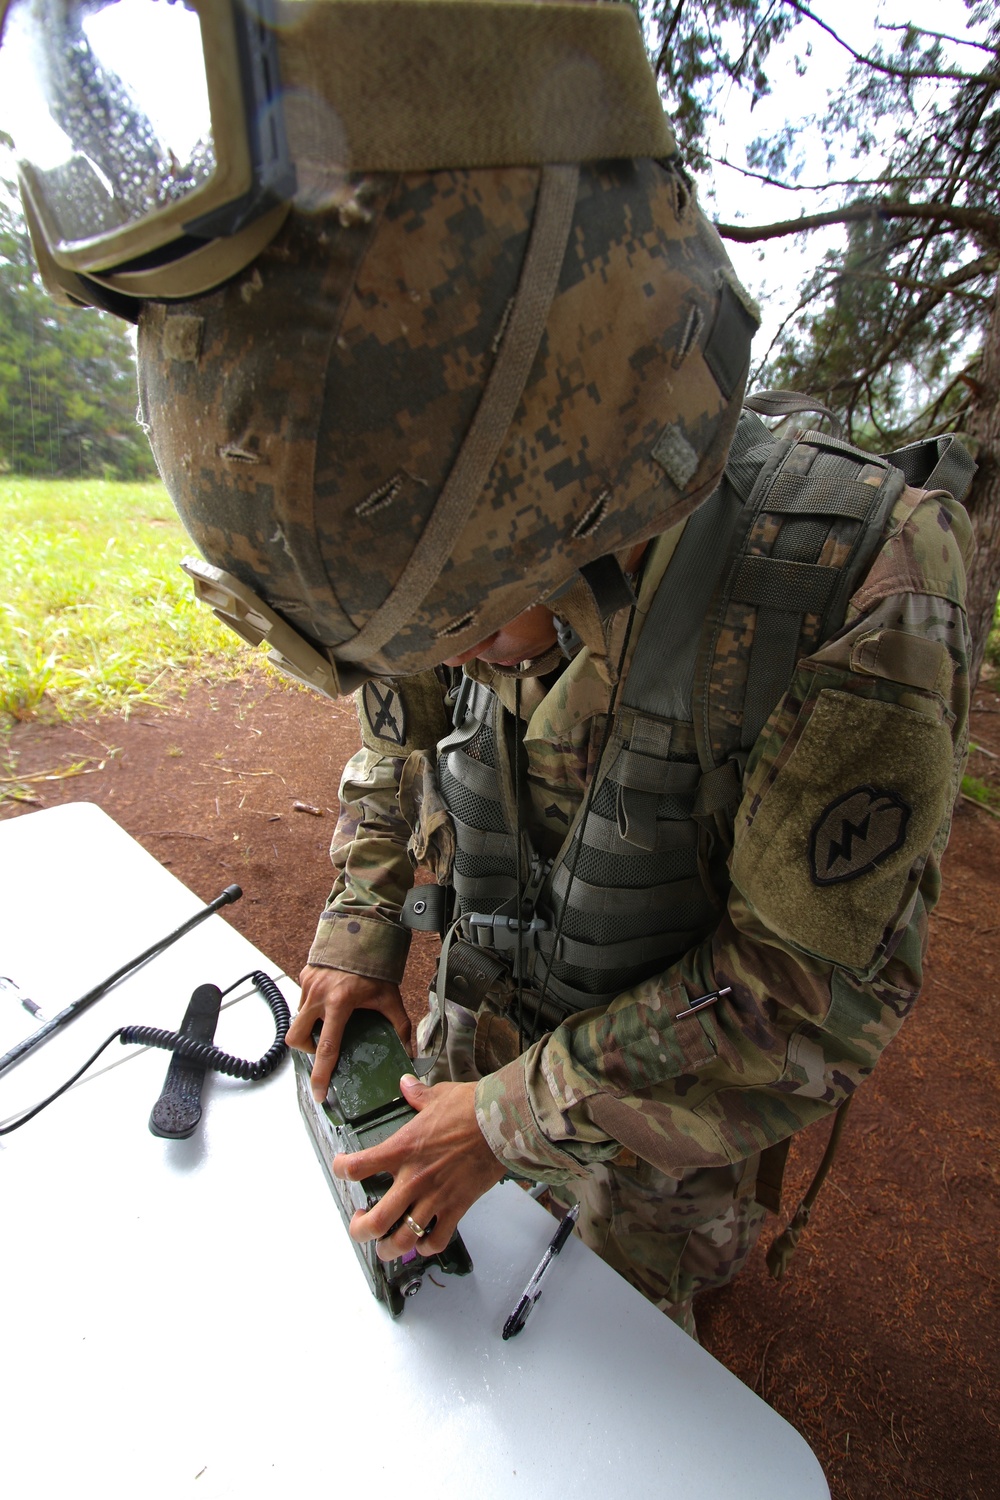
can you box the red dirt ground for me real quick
[3,668,998,1500]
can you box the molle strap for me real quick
[533,925,702,973]
[615,758,702,850]
[762,471,879,520]
[453,872,515,906]
[446,819,514,861]
[883,433,977,504]
[697,429,905,759]
[732,556,838,615]
[535,947,701,1013]
[692,760,742,818]
[577,810,699,858]
[613,752,701,795]
[337,162,580,662]
[444,747,504,802]
[735,557,837,748]
[550,862,706,907]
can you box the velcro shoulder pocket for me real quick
[731,686,952,977]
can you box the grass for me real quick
[0,477,256,723]
[961,773,1000,818]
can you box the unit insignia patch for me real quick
[809,786,911,886]
[362,681,407,745]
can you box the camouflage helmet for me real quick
[137,156,758,694]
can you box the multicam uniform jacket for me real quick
[308,478,973,1188]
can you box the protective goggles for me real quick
[0,0,673,316]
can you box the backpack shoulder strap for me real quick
[693,422,905,777]
[881,433,976,504]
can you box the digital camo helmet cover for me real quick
[137,157,758,690]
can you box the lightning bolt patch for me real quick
[809,786,911,886]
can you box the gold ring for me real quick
[404,1213,428,1239]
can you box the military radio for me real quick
[294,1009,473,1315]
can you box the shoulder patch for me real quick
[353,669,452,756]
[731,685,953,976]
[809,787,911,886]
[361,681,407,745]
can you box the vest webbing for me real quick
[436,408,971,1029]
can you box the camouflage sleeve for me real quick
[307,745,415,982]
[308,670,452,982]
[476,488,975,1183]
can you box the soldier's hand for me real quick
[288,965,411,1101]
[332,1076,506,1261]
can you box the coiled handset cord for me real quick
[0,970,289,1136]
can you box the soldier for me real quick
[279,410,972,1334]
[1,0,974,1333]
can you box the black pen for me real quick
[502,1202,580,1339]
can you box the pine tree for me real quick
[642,0,1000,684]
[0,156,156,481]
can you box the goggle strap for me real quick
[281,1,673,171]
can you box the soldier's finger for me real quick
[385,1002,413,1057]
[310,1007,353,1099]
[346,1177,413,1244]
[332,1135,402,1186]
[284,1002,322,1052]
[375,1211,441,1263]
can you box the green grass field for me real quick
[0,477,254,723]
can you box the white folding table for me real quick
[0,803,828,1499]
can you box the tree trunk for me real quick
[965,273,1000,694]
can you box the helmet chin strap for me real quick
[489,643,565,679]
[491,550,642,681]
[546,552,639,685]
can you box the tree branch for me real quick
[837,259,998,298]
[915,371,976,434]
[877,22,996,55]
[826,258,998,394]
[864,373,892,443]
[654,0,687,79]
[717,200,1000,246]
[753,264,845,371]
[781,0,1000,86]
[731,0,785,83]
[712,156,947,194]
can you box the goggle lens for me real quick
[0,0,214,252]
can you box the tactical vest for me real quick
[435,404,975,1034]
